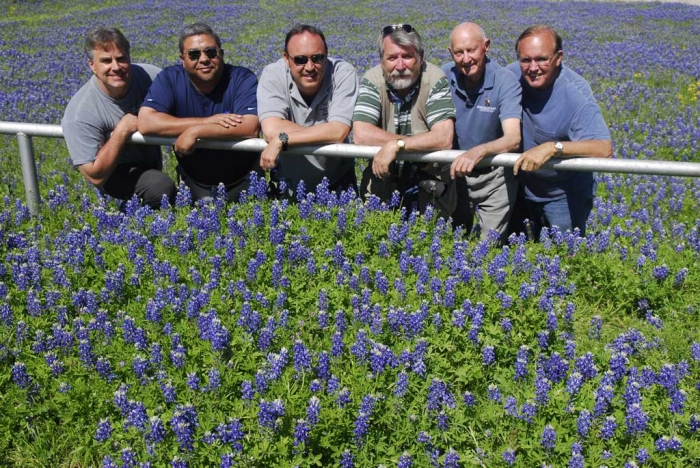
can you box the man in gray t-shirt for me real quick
[62,26,175,208]
[257,24,358,195]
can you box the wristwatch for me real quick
[278,132,289,151]
[396,139,406,151]
[554,141,564,157]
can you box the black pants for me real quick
[177,165,263,203]
[102,164,176,209]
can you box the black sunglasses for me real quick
[291,54,326,66]
[186,46,219,61]
[382,24,414,36]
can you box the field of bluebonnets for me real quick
[1,0,700,466]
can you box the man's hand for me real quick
[260,137,283,171]
[174,127,199,156]
[513,143,555,175]
[201,113,243,129]
[115,113,139,136]
[450,146,486,178]
[372,140,400,179]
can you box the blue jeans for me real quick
[525,192,593,240]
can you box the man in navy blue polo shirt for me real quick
[442,22,522,242]
[507,25,612,239]
[138,23,261,202]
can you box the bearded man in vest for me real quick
[352,24,456,218]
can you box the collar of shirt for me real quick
[386,81,419,105]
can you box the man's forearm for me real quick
[78,131,130,186]
[138,108,206,136]
[262,118,350,145]
[187,115,260,139]
[557,139,613,159]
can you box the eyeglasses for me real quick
[291,54,326,66]
[186,47,219,61]
[518,53,558,67]
[382,24,414,36]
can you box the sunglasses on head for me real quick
[186,46,219,61]
[382,24,414,36]
[291,53,326,66]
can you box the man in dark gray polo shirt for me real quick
[257,24,359,196]
[62,27,175,208]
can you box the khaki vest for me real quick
[362,62,446,136]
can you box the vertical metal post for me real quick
[17,132,41,217]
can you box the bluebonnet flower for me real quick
[601,415,618,441]
[652,265,670,281]
[462,391,476,407]
[504,396,519,418]
[170,456,187,468]
[394,370,409,398]
[482,345,495,366]
[625,403,649,435]
[95,418,112,442]
[514,345,530,380]
[353,394,377,446]
[101,456,118,468]
[520,400,536,423]
[171,403,199,451]
[427,378,456,412]
[207,367,221,392]
[335,387,351,408]
[124,400,148,432]
[293,418,310,451]
[292,339,312,376]
[160,380,177,403]
[565,372,584,397]
[655,435,682,452]
[487,384,502,403]
[534,372,551,406]
[11,362,33,389]
[121,447,137,468]
[636,447,649,463]
[339,449,354,468]
[258,398,285,431]
[500,317,512,335]
[186,372,200,391]
[541,424,557,451]
[148,416,166,444]
[691,342,700,361]
[577,409,593,438]
[397,452,412,468]
[690,414,700,433]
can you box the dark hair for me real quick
[84,26,130,59]
[377,28,424,59]
[515,25,562,56]
[284,24,328,53]
[178,23,222,53]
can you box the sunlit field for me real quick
[1,1,699,466]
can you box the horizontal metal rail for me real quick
[1,120,699,216]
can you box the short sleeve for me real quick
[352,77,381,125]
[257,62,290,121]
[326,60,358,127]
[425,76,456,128]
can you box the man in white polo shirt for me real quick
[257,24,359,196]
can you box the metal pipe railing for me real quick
[1,121,699,216]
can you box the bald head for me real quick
[450,22,486,46]
[448,22,490,86]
